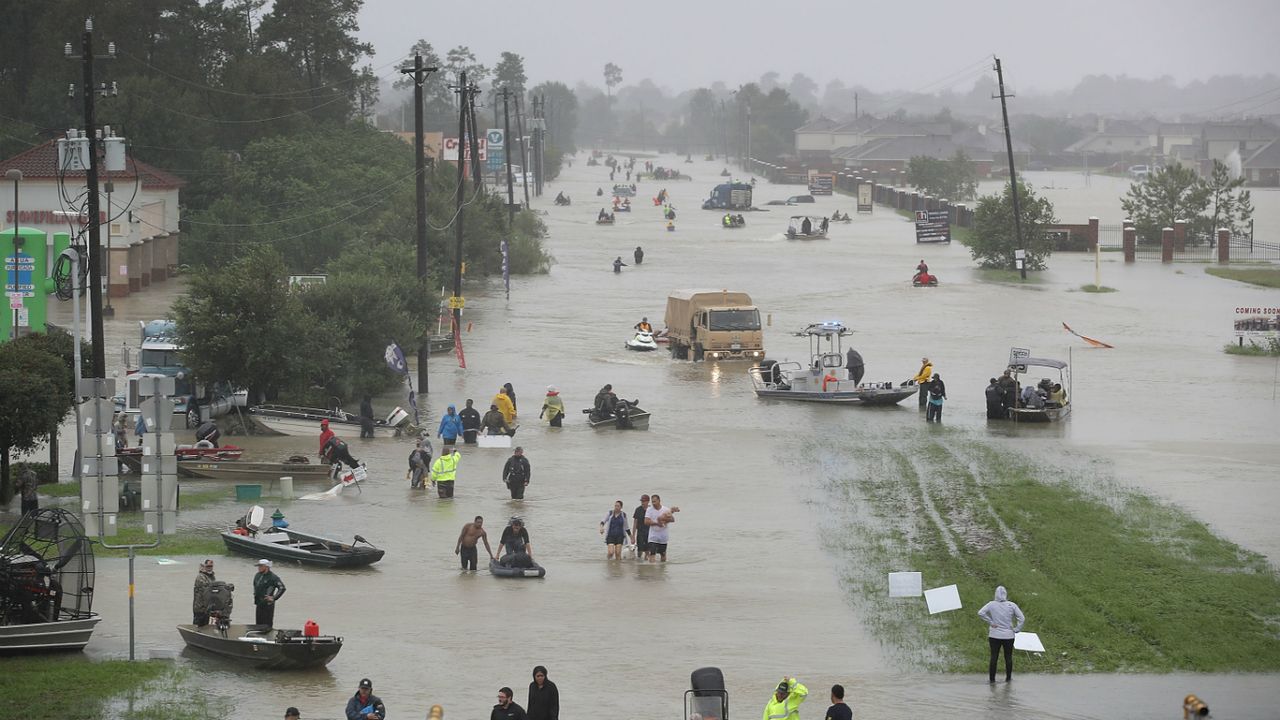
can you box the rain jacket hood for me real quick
[995,585,1008,602]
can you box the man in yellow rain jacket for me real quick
[762,677,807,720]
[492,388,517,424]
[912,356,934,408]
[430,447,460,499]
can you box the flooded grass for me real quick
[1224,339,1280,356]
[93,524,225,558]
[975,268,1046,285]
[1205,267,1280,288]
[807,430,1280,673]
[0,656,177,720]
[1079,284,1117,293]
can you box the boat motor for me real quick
[207,581,235,632]
[1182,695,1209,718]
[687,667,729,720]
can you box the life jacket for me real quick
[822,372,840,391]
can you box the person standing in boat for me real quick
[252,559,286,628]
[540,386,565,428]
[912,357,934,408]
[502,447,532,500]
[358,395,375,439]
[845,347,865,386]
[997,370,1018,412]
[192,559,216,626]
[498,517,535,568]
[460,399,481,444]
[593,384,618,419]
[438,404,464,446]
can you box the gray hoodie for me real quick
[977,585,1025,640]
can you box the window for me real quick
[140,349,180,367]
[708,309,761,331]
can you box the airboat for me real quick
[785,216,828,240]
[0,509,100,652]
[748,321,915,405]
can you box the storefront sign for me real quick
[1234,306,1280,338]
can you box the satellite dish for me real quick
[247,505,265,531]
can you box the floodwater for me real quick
[28,158,1280,719]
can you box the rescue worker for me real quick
[985,378,1006,419]
[192,559,216,626]
[634,246,644,265]
[482,404,513,436]
[724,214,732,227]
[252,559,286,628]
[539,386,565,428]
[459,398,482,444]
[912,357,934,408]
[502,447,532,500]
[762,677,808,720]
[997,369,1018,411]
[438,404,464,445]
[430,446,461,498]
[322,433,361,471]
[492,387,517,424]
[613,256,627,273]
[801,217,812,235]
[635,317,653,333]
[318,419,335,456]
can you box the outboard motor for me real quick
[688,667,728,720]
[207,581,235,632]
[615,401,633,429]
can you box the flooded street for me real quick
[38,157,1280,718]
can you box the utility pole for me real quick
[466,91,484,193]
[452,71,468,334]
[854,91,859,119]
[399,54,437,395]
[533,95,545,197]
[501,89,517,230]
[515,94,531,208]
[719,99,728,161]
[746,104,752,175]
[993,56,1025,279]
[66,19,115,378]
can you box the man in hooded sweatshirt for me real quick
[526,665,559,720]
[977,585,1025,683]
[438,405,464,445]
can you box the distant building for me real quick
[1199,120,1278,167]
[0,140,183,298]
[832,136,994,179]
[1243,138,1280,187]
[1064,118,1155,156]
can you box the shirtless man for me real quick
[455,516,494,571]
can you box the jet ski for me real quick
[912,270,939,287]
[626,330,659,351]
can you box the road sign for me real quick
[447,296,465,309]
[9,296,21,310]
[914,210,951,244]
[1009,347,1031,367]
[486,128,504,148]
[4,251,35,297]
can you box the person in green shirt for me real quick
[253,559,286,627]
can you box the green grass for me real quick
[1224,339,1280,356]
[1079,284,1117,293]
[0,657,227,720]
[975,268,1045,284]
[39,484,229,509]
[1206,266,1280,288]
[806,432,1280,673]
[94,524,225,558]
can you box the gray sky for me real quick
[358,0,1279,94]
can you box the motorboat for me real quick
[117,444,245,474]
[249,404,411,437]
[177,623,343,670]
[0,509,100,653]
[177,457,337,481]
[490,558,546,578]
[747,321,915,405]
[1004,352,1072,423]
[721,214,746,229]
[554,195,571,206]
[912,270,940,287]
[583,400,651,430]
[612,184,636,197]
[625,330,659,352]
[596,215,616,225]
[220,506,384,568]
[786,216,828,240]
[612,199,632,212]
[426,333,455,355]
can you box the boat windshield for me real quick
[709,309,761,331]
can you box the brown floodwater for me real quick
[27,156,1280,719]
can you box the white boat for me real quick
[625,330,659,351]
[785,215,828,240]
[748,321,915,405]
[1004,353,1072,423]
[249,404,411,437]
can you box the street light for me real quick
[6,169,21,339]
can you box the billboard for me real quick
[807,170,834,195]
[485,128,506,175]
[442,136,487,161]
[1234,305,1280,338]
[856,183,873,213]
[914,210,951,244]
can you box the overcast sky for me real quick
[357,0,1279,94]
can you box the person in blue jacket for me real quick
[345,678,386,720]
[438,404,464,446]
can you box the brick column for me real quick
[1088,216,1099,251]
[1161,227,1174,263]
[1123,225,1136,263]
[1217,229,1230,264]
[1173,219,1186,252]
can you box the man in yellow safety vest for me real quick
[762,677,807,720]
[430,446,460,499]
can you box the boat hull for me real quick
[0,617,100,653]
[490,559,546,578]
[1007,405,1071,423]
[179,461,332,481]
[249,405,406,438]
[586,411,651,430]
[753,388,915,406]
[221,531,385,568]
[177,624,342,670]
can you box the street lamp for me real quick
[6,169,21,339]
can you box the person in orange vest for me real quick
[822,371,840,392]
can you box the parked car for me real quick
[786,194,815,204]
[1128,164,1150,179]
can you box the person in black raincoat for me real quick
[527,665,559,720]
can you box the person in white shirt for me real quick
[643,493,681,562]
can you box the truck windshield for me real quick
[708,309,760,331]
[140,349,180,367]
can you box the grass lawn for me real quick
[1224,339,1280,356]
[1206,266,1280,288]
[1079,284,1117,293]
[0,520,224,558]
[975,268,1045,285]
[806,431,1280,673]
[0,657,227,719]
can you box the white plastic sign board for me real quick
[1014,632,1045,653]
[924,584,962,614]
[888,572,923,597]
[476,434,512,448]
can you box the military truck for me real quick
[664,290,764,361]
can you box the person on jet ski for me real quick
[498,517,535,568]
[593,384,619,419]
[635,318,653,333]
[735,214,745,226]
[555,191,568,204]
[723,214,733,227]
[598,208,608,221]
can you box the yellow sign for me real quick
[447,296,465,309]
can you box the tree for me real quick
[969,182,1058,270]
[173,246,327,404]
[907,151,977,201]
[603,62,623,100]
[529,81,578,156]
[0,339,73,502]
[685,88,718,154]
[492,52,527,96]
[1206,159,1253,237]
[732,84,808,163]
[1120,163,1210,241]
[391,40,455,132]
[256,0,373,119]
[445,45,488,86]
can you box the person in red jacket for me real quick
[318,419,335,457]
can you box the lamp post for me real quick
[6,169,21,339]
